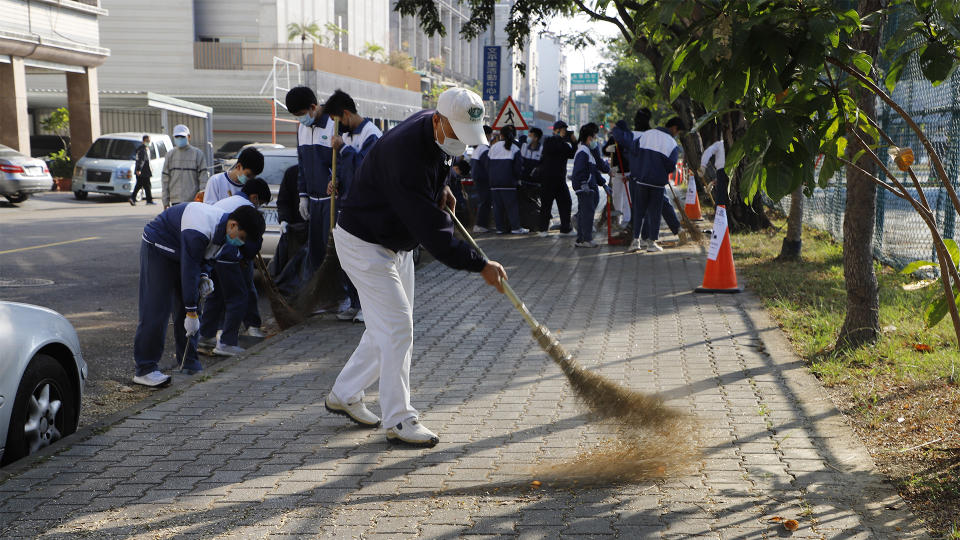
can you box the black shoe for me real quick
[129,198,136,206]
[146,201,156,205]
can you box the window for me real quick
[148,143,158,160]
[85,138,112,159]
[155,142,167,158]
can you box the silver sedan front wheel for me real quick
[24,383,63,454]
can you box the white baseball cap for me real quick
[436,87,487,146]
[173,124,190,137]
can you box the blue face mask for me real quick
[298,112,314,127]
[237,173,248,185]
[589,139,598,150]
[226,235,245,247]
[174,137,187,148]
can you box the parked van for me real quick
[72,133,173,201]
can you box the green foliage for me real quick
[596,39,668,123]
[361,42,387,62]
[47,148,73,179]
[40,107,69,136]
[287,21,322,43]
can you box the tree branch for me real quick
[572,0,631,41]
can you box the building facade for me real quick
[1,0,109,158]
[536,33,568,124]
[388,0,481,90]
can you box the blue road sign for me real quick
[483,46,501,101]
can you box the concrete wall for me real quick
[0,0,104,48]
[537,34,566,120]
[194,0,261,42]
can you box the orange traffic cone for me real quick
[695,205,740,293]
[684,174,703,221]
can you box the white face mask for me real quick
[435,121,467,157]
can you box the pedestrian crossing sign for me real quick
[492,96,529,131]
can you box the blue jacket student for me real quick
[469,126,494,231]
[571,123,609,245]
[133,203,235,383]
[628,118,685,247]
[519,131,543,183]
[337,118,381,197]
[297,112,335,271]
[486,126,526,233]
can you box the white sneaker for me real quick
[243,326,266,338]
[574,241,599,248]
[511,228,530,234]
[473,226,489,233]
[324,393,380,427]
[647,241,664,252]
[626,238,641,253]
[213,342,245,356]
[538,231,550,238]
[337,307,360,321]
[386,417,439,447]
[353,309,364,324]
[132,370,171,388]
[559,230,577,237]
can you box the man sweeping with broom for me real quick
[324,87,507,447]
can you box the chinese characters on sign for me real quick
[483,46,501,101]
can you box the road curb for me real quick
[0,318,310,483]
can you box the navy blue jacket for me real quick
[539,134,576,183]
[336,118,382,199]
[630,127,680,187]
[338,110,487,272]
[470,144,490,186]
[486,140,523,189]
[142,202,229,311]
[571,144,610,193]
[519,140,542,182]
[297,113,334,199]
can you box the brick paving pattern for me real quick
[0,233,928,538]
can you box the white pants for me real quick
[330,226,418,428]
[611,171,631,225]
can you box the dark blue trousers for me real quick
[133,241,201,376]
[475,176,492,229]
[661,194,680,235]
[305,198,331,273]
[199,259,246,346]
[242,261,261,328]
[630,183,666,241]
[492,188,521,232]
[576,189,599,243]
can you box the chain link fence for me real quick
[770,23,960,270]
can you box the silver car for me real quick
[72,133,173,201]
[257,148,298,259]
[0,302,87,466]
[0,144,53,204]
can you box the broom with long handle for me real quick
[295,119,347,315]
[445,206,682,429]
[667,180,704,244]
[255,253,303,329]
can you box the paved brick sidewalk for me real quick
[0,233,927,538]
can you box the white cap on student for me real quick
[173,124,190,137]
[436,88,487,146]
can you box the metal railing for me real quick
[194,42,314,71]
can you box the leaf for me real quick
[884,52,913,93]
[919,41,955,85]
[924,287,960,327]
[852,52,873,76]
[945,238,960,266]
[901,260,938,274]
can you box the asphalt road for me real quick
[0,191,258,427]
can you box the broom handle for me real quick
[330,119,339,232]
[444,206,541,331]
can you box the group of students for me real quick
[131,146,270,387]
[463,110,688,250]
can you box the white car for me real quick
[0,302,87,466]
[257,148,298,259]
[0,144,53,204]
[72,133,173,201]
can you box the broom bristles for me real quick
[294,231,346,316]
[254,254,303,330]
[667,183,704,244]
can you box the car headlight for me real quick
[116,167,134,180]
[74,165,84,178]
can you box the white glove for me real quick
[698,167,706,177]
[184,313,200,337]
[280,221,288,235]
[198,275,215,299]
[299,196,310,220]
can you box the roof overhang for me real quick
[0,30,109,69]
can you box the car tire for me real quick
[1,354,78,466]
[74,190,88,200]
[5,193,28,204]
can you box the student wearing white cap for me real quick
[326,87,508,447]
[162,124,208,209]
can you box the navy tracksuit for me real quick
[199,194,262,346]
[612,126,683,239]
[297,113,335,273]
[134,202,230,375]
[470,144,491,228]
[571,144,610,243]
[486,140,524,232]
[624,128,680,241]
[336,118,382,310]
[520,140,542,185]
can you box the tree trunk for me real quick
[778,185,804,260]
[837,0,883,349]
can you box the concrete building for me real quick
[25,0,420,150]
[537,33,568,124]
[0,0,109,159]
[480,1,541,123]
[388,0,481,90]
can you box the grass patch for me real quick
[732,221,960,537]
